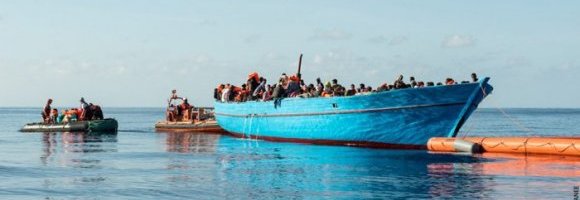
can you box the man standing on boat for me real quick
[41,99,53,123]
[79,98,93,121]
[168,89,183,106]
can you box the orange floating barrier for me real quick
[428,137,580,156]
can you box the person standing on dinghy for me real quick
[79,98,93,121]
[41,99,53,124]
[168,89,184,106]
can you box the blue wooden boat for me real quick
[214,77,493,149]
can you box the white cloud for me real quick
[310,29,352,40]
[442,35,475,48]
[367,35,408,46]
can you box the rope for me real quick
[478,85,537,136]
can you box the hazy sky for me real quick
[1,1,579,108]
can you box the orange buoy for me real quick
[427,137,580,156]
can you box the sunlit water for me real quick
[0,108,578,199]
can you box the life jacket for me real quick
[233,86,242,93]
[446,79,455,85]
[248,72,260,83]
[180,103,191,110]
[289,75,299,82]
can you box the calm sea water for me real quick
[0,108,578,199]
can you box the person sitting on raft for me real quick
[61,109,78,123]
[57,110,66,123]
[166,104,177,122]
[89,103,104,120]
[49,109,58,124]
[41,99,53,124]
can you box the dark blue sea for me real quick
[0,108,578,199]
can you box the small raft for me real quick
[21,118,118,133]
[155,120,225,133]
[428,137,580,156]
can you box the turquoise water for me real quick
[0,108,578,199]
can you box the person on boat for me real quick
[57,110,66,123]
[297,85,316,98]
[377,83,389,92]
[252,78,267,100]
[300,79,308,93]
[410,76,418,88]
[235,84,249,102]
[445,78,456,85]
[346,84,356,96]
[79,98,93,121]
[247,73,260,101]
[179,98,193,121]
[229,85,237,102]
[471,73,479,82]
[271,81,285,99]
[417,81,425,88]
[331,79,343,92]
[67,109,78,122]
[314,78,324,95]
[166,104,177,122]
[61,110,70,123]
[262,85,272,101]
[41,99,53,123]
[49,109,58,124]
[286,76,301,97]
[90,104,104,120]
[410,76,417,88]
[221,84,231,102]
[394,75,407,89]
[321,81,333,97]
[358,83,366,93]
[213,88,220,101]
[279,73,289,89]
[427,82,435,86]
[168,89,183,106]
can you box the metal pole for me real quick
[297,54,303,79]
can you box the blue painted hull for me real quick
[214,78,493,148]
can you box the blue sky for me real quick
[0,1,579,108]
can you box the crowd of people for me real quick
[41,98,104,124]
[214,72,480,103]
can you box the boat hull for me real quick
[214,78,492,148]
[21,118,118,133]
[155,120,225,133]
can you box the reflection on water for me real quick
[428,152,580,178]
[40,132,118,167]
[161,131,221,153]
